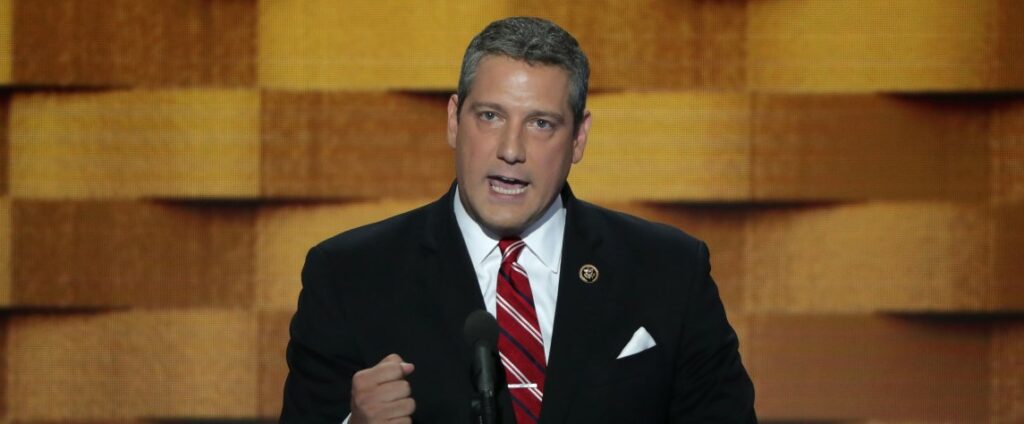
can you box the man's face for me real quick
[447,55,591,236]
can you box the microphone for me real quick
[464,310,499,424]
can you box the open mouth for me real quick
[488,175,529,195]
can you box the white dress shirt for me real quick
[453,186,566,361]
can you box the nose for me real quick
[497,125,526,164]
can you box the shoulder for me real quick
[298,199,443,302]
[576,199,706,260]
[311,199,437,263]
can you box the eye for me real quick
[480,111,497,121]
[534,119,552,129]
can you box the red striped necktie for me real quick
[496,237,546,423]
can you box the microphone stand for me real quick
[464,310,499,424]
[471,342,498,424]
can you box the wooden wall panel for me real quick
[11,0,256,87]
[6,310,257,420]
[748,0,1024,92]
[571,93,750,202]
[578,93,1006,202]
[742,314,990,422]
[259,0,507,90]
[612,200,1023,314]
[992,101,1024,200]
[993,203,1024,309]
[9,90,260,199]
[0,317,6,418]
[752,95,990,200]
[743,202,1024,313]
[0,198,8,306]
[514,0,746,90]
[258,310,291,418]
[0,92,7,195]
[0,0,9,84]
[256,200,433,310]
[995,1,1024,92]
[992,322,1024,423]
[11,201,256,308]
[261,91,453,198]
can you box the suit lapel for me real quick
[540,186,621,424]
[418,185,524,422]
[418,184,486,363]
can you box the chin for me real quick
[479,216,529,237]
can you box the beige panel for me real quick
[991,101,1024,200]
[0,198,8,305]
[10,90,260,198]
[992,322,1024,423]
[1,92,7,195]
[261,91,453,198]
[512,0,746,90]
[258,310,291,418]
[571,92,751,202]
[6,310,257,420]
[752,95,989,200]
[745,202,1001,313]
[748,0,1024,91]
[0,0,10,83]
[12,201,256,308]
[0,317,5,418]
[259,0,508,90]
[605,202,749,312]
[743,314,990,421]
[11,0,256,86]
[257,199,433,310]
[993,202,1024,310]
[602,200,1022,315]
[994,0,1024,91]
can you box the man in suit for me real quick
[281,17,756,423]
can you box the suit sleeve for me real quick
[671,241,757,423]
[281,246,364,423]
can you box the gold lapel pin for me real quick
[579,264,599,284]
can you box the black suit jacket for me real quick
[281,184,756,423]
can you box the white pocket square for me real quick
[616,326,657,359]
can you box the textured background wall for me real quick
[1,0,1022,422]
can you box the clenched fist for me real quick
[350,353,416,424]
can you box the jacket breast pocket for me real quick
[585,345,663,386]
[572,346,671,422]
[611,345,662,382]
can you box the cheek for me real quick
[455,137,486,175]
[460,130,499,161]
[534,144,575,174]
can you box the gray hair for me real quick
[456,17,590,134]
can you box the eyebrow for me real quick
[469,102,507,114]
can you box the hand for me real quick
[350,353,416,424]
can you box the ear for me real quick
[447,94,460,149]
[571,110,591,164]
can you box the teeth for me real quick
[490,181,527,195]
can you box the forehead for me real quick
[466,56,572,111]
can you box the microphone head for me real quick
[463,309,499,351]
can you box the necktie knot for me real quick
[499,237,526,263]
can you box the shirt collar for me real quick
[453,185,565,274]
